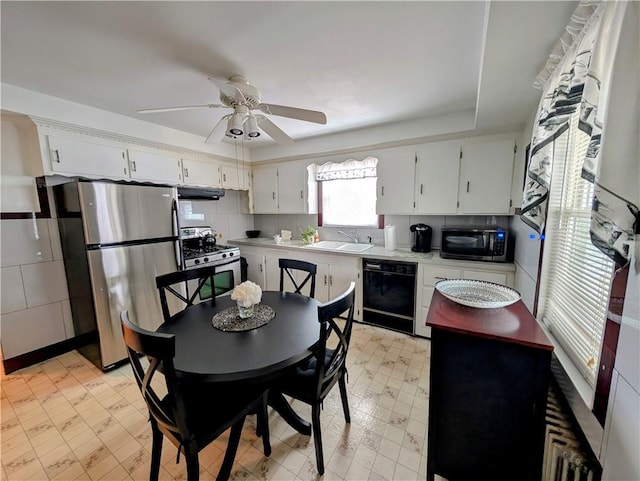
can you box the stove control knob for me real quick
[203,257,209,263]
[194,259,200,265]
[228,252,234,257]
[222,253,227,258]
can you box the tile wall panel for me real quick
[0,219,53,267]
[0,303,66,358]
[20,261,69,308]
[0,266,27,314]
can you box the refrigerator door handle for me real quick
[172,198,183,271]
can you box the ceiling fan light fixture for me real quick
[245,115,260,138]
[226,113,244,137]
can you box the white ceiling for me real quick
[1,1,577,151]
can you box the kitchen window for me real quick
[313,157,379,227]
[537,113,615,406]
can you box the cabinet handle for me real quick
[466,181,470,193]
[259,264,263,273]
[272,192,276,200]
[324,275,328,285]
[300,190,303,198]
[420,184,423,195]
[329,275,333,286]
[223,173,227,182]
[185,168,189,178]
[52,149,61,163]
[434,276,448,281]
[381,186,385,196]
[131,160,137,172]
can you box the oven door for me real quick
[187,259,241,301]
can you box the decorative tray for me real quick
[435,279,521,309]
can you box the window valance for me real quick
[315,157,378,181]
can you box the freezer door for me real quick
[79,181,177,245]
[87,241,181,368]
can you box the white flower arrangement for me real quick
[231,280,262,307]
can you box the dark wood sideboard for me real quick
[425,290,553,481]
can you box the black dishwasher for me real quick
[362,258,416,334]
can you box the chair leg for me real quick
[338,375,351,423]
[185,441,200,481]
[149,421,163,481]
[217,417,245,481]
[257,393,271,457]
[311,404,324,475]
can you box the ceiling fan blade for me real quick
[258,103,327,124]
[204,114,231,144]
[256,115,295,146]
[208,77,246,102]
[138,104,223,114]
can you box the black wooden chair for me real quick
[274,281,356,474]
[279,258,317,297]
[120,311,270,481]
[156,265,216,322]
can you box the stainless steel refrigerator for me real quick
[55,180,181,369]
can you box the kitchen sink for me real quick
[306,240,373,253]
[307,240,346,249]
[337,243,374,253]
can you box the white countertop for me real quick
[228,237,515,272]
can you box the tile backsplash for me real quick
[253,214,511,249]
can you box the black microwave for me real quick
[440,226,510,262]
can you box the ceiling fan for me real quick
[138,75,327,146]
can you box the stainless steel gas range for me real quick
[179,226,241,298]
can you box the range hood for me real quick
[177,187,225,200]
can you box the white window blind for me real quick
[538,113,614,398]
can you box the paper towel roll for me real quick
[384,225,396,251]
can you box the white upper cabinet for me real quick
[252,166,279,213]
[127,148,183,184]
[47,135,128,179]
[458,138,515,214]
[415,141,460,214]
[375,145,416,215]
[277,163,306,214]
[181,158,221,188]
[221,164,250,190]
[252,162,311,214]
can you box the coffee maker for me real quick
[410,224,432,252]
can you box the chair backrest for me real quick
[120,310,190,440]
[279,258,317,297]
[314,281,356,398]
[156,265,216,321]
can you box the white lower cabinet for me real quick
[243,252,266,289]
[415,264,512,338]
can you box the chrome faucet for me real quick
[338,230,360,243]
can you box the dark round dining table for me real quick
[156,290,320,434]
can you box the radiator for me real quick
[542,385,602,481]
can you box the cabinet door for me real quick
[463,269,507,285]
[416,265,461,338]
[127,149,183,184]
[459,139,515,214]
[252,167,279,213]
[47,135,127,179]
[375,146,416,214]
[415,141,460,214]
[243,252,266,289]
[329,260,358,300]
[221,165,250,190]
[277,163,306,214]
[182,159,221,187]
